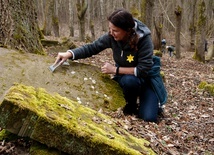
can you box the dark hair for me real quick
[108,9,139,51]
[107,9,135,31]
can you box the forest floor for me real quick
[74,48,214,155]
[0,47,213,155]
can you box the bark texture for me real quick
[0,0,43,54]
[76,0,88,41]
[175,5,182,59]
[194,0,206,62]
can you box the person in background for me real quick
[166,45,175,57]
[161,39,166,54]
[53,9,167,122]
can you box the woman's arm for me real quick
[101,62,135,75]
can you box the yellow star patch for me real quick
[126,54,134,63]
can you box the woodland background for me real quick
[0,0,214,154]
[35,0,214,60]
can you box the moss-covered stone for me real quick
[198,81,208,89]
[198,81,214,96]
[41,39,59,47]
[30,141,66,155]
[204,84,214,96]
[0,84,155,155]
[0,48,126,112]
[0,129,18,141]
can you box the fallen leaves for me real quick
[100,51,214,154]
[1,49,213,154]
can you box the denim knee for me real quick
[119,75,141,90]
[138,82,159,122]
[139,111,158,122]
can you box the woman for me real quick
[54,9,167,122]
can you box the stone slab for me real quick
[0,84,155,155]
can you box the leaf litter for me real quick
[0,49,213,154]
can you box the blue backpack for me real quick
[148,56,168,105]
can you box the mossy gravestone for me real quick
[0,47,125,111]
[0,84,155,155]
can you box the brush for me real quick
[48,60,70,72]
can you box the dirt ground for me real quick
[0,46,214,154]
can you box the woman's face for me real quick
[109,22,128,41]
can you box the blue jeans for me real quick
[113,75,159,122]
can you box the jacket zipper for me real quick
[121,50,123,57]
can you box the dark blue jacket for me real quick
[71,19,153,78]
[70,19,167,105]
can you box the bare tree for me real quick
[68,0,75,37]
[194,0,206,62]
[32,0,214,62]
[122,0,127,8]
[145,0,154,32]
[100,0,106,32]
[174,3,182,59]
[52,0,59,37]
[207,41,214,61]
[189,0,197,51]
[88,0,95,40]
[0,0,43,54]
[206,0,214,38]
[43,0,53,36]
[76,0,88,41]
[36,0,45,27]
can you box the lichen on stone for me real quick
[0,83,155,155]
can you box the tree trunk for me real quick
[76,0,88,41]
[68,0,74,37]
[145,0,154,33]
[0,0,44,54]
[89,0,95,40]
[43,0,53,36]
[190,0,197,51]
[36,0,45,27]
[206,41,214,61]
[153,13,163,50]
[175,5,182,59]
[194,0,206,63]
[100,0,106,32]
[140,0,146,23]
[122,0,127,8]
[52,0,59,37]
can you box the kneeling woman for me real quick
[53,9,167,122]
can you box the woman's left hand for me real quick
[101,62,116,74]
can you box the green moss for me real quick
[193,52,204,63]
[41,39,59,47]
[0,129,19,141]
[30,141,63,155]
[198,1,206,27]
[198,81,214,96]
[198,81,207,89]
[100,74,126,110]
[154,50,163,57]
[204,84,214,96]
[160,71,166,82]
[140,0,146,22]
[38,29,45,39]
[52,17,59,25]
[0,130,33,152]
[130,7,141,19]
[0,83,155,155]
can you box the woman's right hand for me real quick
[54,51,72,65]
